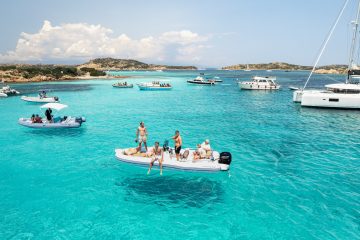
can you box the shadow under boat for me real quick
[115,174,224,208]
[24,127,87,137]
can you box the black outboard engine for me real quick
[163,140,170,151]
[219,152,232,165]
[54,96,59,101]
[75,117,86,125]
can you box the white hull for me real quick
[0,92,7,97]
[18,117,85,128]
[115,148,230,172]
[296,90,360,109]
[239,82,280,90]
[138,86,172,91]
[21,96,59,103]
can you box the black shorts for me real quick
[175,146,181,154]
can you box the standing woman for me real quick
[172,130,182,161]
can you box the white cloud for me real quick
[0,20,209,64]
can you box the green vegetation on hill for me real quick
[80,57,197,70]
[18,65,78,79]
[79,67,106,76]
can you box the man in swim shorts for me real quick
[172,130,182,161]
[135,121,148,151]
[147,141,164,175]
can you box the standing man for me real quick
[135,121,148,152]
[172,130,182,161]
[45,108,53,123]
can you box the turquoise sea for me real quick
[0,70,359,239]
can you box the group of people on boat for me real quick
[116,82,129,86]
[30,107,53,123]
[123,121,212,175]
[152,81,171,87]
[31,114,43,123]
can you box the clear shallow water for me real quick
[0,70,359,239]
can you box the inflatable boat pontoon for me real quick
[18,116,86,128]
[115,148,231,172]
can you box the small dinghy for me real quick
[21,96,59,103]
[19,116,86,128]
[289,86,300,91]
[115,148,231,172]
[112,82,133,88]
[1,85,20,96]
[21,90,59,103]
[18,103,86,129]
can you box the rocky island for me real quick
[0,58,197,83]
[222,62,348,74]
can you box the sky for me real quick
[0,0,358,67]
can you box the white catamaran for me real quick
[293,0,360,109]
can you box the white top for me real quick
[325,83,360,91]
[201,142,211,151]
[252,76,276,81]
[40,103,68,111]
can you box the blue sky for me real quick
[0,0,358,67]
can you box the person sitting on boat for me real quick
[34,114,42,123]
[147,141,164,175]
[39,91,46,99]
[171,130,182,161]
[45,108,53,123]
[31,114,35,123]
[193,144,206,161]
[201,139,212,158]
[135,121,148,151]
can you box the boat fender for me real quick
[219,152,232,165]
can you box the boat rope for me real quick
[302,0,350,91]
[323,75,343,83]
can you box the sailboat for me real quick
[293,0,360,109]
[244,64,252,72]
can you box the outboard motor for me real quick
[54,96,59,101]
[219,152,232,165]
[75,117,86,125]
[162,140,169,151]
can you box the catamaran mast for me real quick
[347,0,360,83]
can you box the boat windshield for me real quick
[327,87,360,94]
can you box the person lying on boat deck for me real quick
[123,146,148,157]
[45,108,53,123]
[135,121,148,151]
[171,130,182,161]
[147,141,164,175]
[34,114,43,123]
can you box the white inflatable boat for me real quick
[18,116,86,128]
[18,103,86,128]
[115,148,231,172]
[21,95,59,103]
